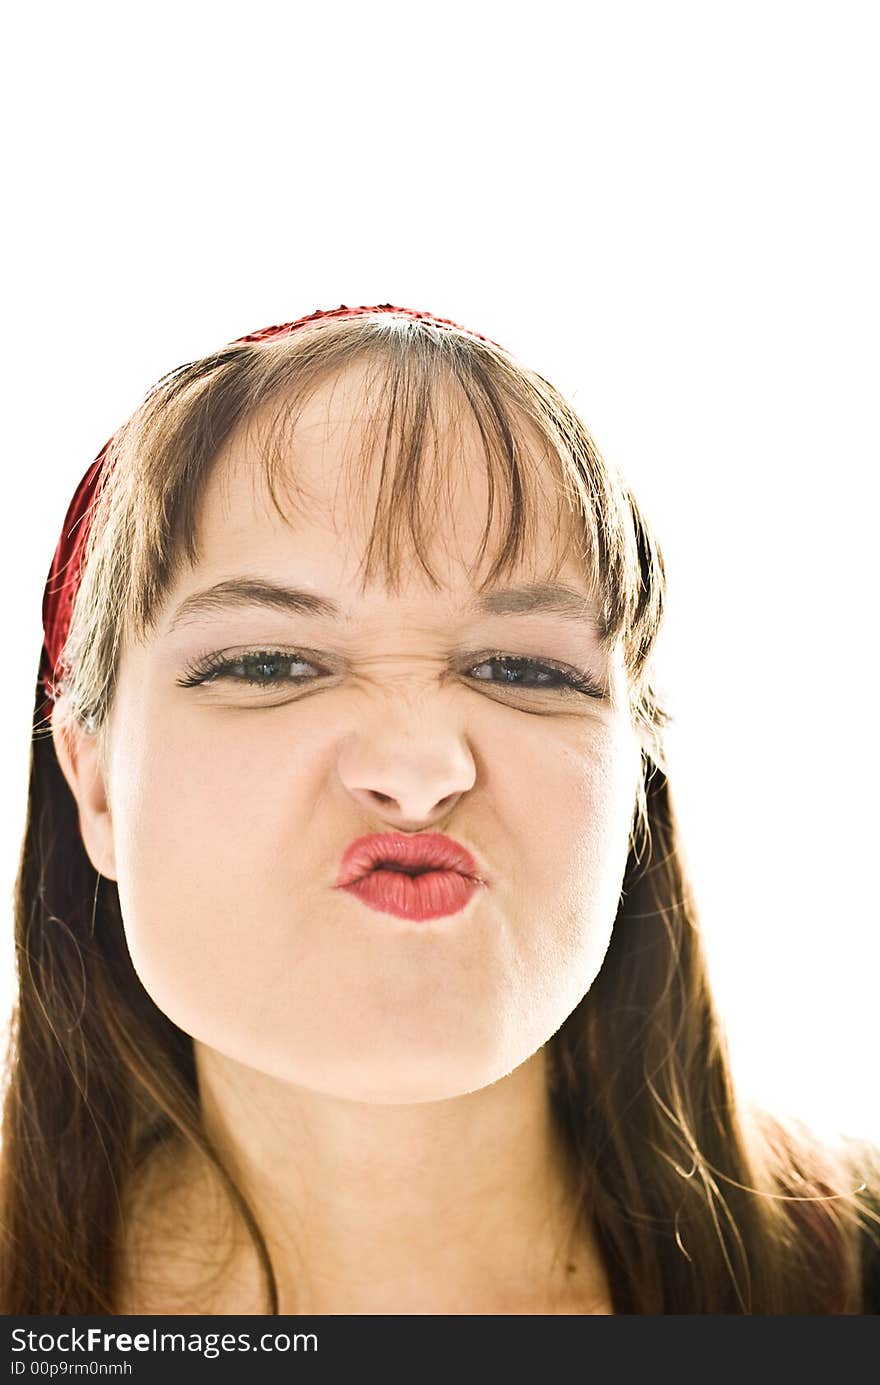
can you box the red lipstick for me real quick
[335,832,485,921]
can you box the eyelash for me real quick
[176,648,605,699]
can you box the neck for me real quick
[125,1045,609,1314]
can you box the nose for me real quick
[336,732,477,830]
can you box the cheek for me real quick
[494,716,638,896]
[116,710,307,853]
[108,714,306,1033]
[495,727,640,1010]
[115,733,253,890]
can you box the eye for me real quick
[465,654,605,699]
[176,649,322,688]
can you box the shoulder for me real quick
[757,1113,880,1312]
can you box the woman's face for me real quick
[103,365,643,1103]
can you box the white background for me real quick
[2,2,877,1141]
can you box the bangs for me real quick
[212,345,607,623]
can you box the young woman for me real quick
[2,304,878,1314]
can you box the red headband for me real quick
[39,303,500,723]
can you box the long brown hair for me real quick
[2,312,878,1312]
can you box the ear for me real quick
[51,711,118,881]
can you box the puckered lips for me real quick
[334,832,486,921]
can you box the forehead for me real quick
[191,358,590,601]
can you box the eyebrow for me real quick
[165,576,603,634]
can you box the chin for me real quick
[304,1071,505,1107]
[265,1040,528,1106]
